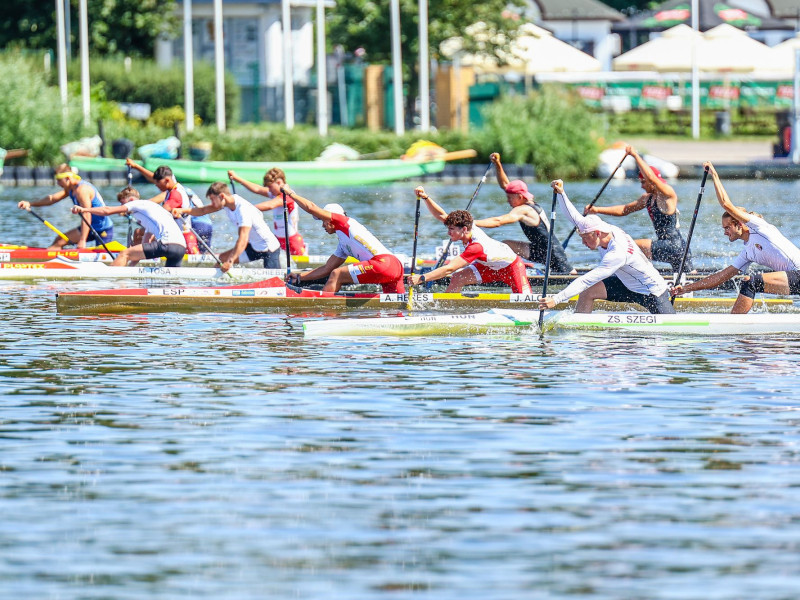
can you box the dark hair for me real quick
[443,209,473,229]
[152,166,174,180]
[206,182,230,197]
[263,167,287,185]
[116,186,140,202]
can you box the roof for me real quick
[614,0,793,31]
[531,0,626,21]
[766,0,800,18]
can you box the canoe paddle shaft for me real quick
[671,165,710,304]
[539,190,558,330]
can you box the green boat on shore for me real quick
[68,154,462,186]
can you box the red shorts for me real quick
[347,253,405,294]
[471,256,531,293]
[278,234,306,256]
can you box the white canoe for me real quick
[303,309,800,337]
[0,257,285,282]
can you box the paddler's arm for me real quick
[587,196,645,217]
[670,265,739,296]
[126,158,155,182]
[228,170,269,197]
[72,204,129,217]
[253,198,282,212]
[474,205,530,229]
[704,161,751,224]
[551,179,590,229]
[414,187,447,223]
[172,203,217,218]
[627,146,675,200]
[280,187,330,221]
[288,255,346,285]
[18,189,68,210]
[218,226,251,273]
[409,256,469,285]
[540,250,625,310]
[490,153,509,190]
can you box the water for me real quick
[2,180,800,599]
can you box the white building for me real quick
[156,0,334,121]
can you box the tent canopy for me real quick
[613,23,776,72]
[441,23,601,75]
[614,0,793,32]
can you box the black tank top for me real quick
[519,203,573,273]
[646,194,682,241]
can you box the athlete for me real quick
[538,179,674,314]
[670,162,800,313]
[228,167,307,256]
[17,164,113,250]
[279,186,405,294]
[408,187,533,294]
[127,159,211,250]
[72,186,186,267]
[173,182,280,272]
[585,145,690,272]
[472,152,575,274]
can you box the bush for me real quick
[63,57,240,125]
[480,86,608,180]
[0,53,94,164]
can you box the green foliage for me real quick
[0,53,93,164]
[1,0,177,57]
[606,109,778,138]
[480,86,607,180]
[62,57,240,125]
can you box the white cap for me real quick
[316,203,346,220]
[578,215,612,234]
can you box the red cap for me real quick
[639,166,665,183]
[505,180,533,201]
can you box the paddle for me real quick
[281,189,292,280]
[77,212,115,257]
[25,208,69,242]
[539,190,558,330]
[430,161,493,273]
[229,175,237,196]
[407,191,423,310]
[185,220,233,278]
[126,165,134,247]
[670,165,710,304]
[562,154,627,250]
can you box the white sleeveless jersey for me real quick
[460,226,518,269]
[551,191,667,304]
[225,194,279,252]
[126,200,186,248]
[330,213,391,260]
[732,215,800,273]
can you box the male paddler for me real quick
[17,164,113,250]
[72,186,186,267]
[228,167,307,256]
[670,162,800,313]
[585,145,691,272]
[408,187,533,294]
[279,186,405,294]
[538,179,674,314]
[172,182,280,272]
[472,153,575,275]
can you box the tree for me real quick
[0,0,177,57]
[326,0,527,125]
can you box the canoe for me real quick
[0,246,345,269]
[68,155,450,186]
[303,309,800,337]
[0,257,284,281]
[55,276,792,313]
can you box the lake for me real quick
[1,178,800,599]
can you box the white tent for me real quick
[441,23,601,75]
[765,33,800,76]
[613,23,775,73]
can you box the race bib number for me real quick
[0,253,10,262]
[435,240,462,260]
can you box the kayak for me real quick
[0,257,284,281]
[69,155,452,186]
[54,276,792,313]
[303,309,800,337]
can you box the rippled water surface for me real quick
[2,180,800,599]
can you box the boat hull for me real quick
[68,156,447,186]
[303,309,800,337]
[55,278,792,314]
